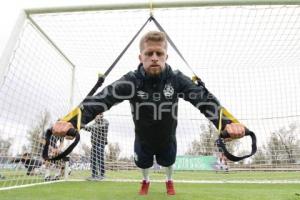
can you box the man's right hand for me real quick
[52,121,74,137]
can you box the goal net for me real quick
[1,1,300,189]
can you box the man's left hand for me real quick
[224,123,245,139]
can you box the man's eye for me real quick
[144,51,164,57]
[156,52,163,57]
[145,52,153,56]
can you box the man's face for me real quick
[139,41,168,77]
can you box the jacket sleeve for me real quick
[176,71,232,130]
[70,73,135,128]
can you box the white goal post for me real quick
[1,0,300,190]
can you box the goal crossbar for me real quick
[25,0,300,15]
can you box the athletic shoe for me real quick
[45,176,59,181]
[139,180,150,195]
[44,176,59,181]
[44,176,52,181]
[86,176,97,181]
[166,180,176,195]
[95,176,105,181]
[53,175,60,181]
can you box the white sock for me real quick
[165,165,173,181]
[141,168,150,182]
[45,169,50,178]
[54,168,61,177]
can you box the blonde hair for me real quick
[139,31,167,52]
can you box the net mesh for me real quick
[1,4,300,189]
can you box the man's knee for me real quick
[156,157,175,167]
[156,142,177,167]
[134,157,153,169]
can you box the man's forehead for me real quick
[144,40,165,45]
[142,42,166,51]
[143,40,166,46]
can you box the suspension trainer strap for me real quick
[216,108,257,162]
[87,16,153,97]
[43,16,152,161]
[151,15,257,162]
[61,16,153,124]
[104,17,153,77]
[150,15,198,78]
[150,15,257,162]
[216,129,257,162]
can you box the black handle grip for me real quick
[42,128,80,161]
[66,128,78,137]
[216,128,257,162]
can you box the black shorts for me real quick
[134,139,177,169]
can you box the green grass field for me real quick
[1,170,300,200]
[1,181,300,200]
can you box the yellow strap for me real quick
[191,75,199,83]
[76,109,82,130]
[222,108,240,124]
[98,73,104,78]
[61,107,82,130]
[60,73,104,130]
[218,107,240,134]
[218,108,223,134]
[149,0,154,16]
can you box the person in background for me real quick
[12,153,43,176]
[85,113,109,181]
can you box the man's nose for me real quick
[151,53,158,61]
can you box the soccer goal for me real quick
[1,0,300,190]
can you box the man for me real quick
[84,113,109,181]
[41,134,67,181]
[53,31,245,195]
[12,153,43,176]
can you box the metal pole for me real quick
[25,0,300,15]
[0,11,26,88]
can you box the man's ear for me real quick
[166,54,168,60]
[138,54,142,62]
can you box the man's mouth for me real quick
[150,65,160,68]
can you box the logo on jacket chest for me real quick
[163,83,174,99]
